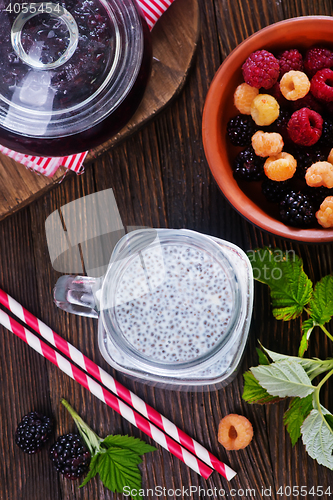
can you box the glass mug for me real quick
[54,228,253,391]
[0,0,152,156]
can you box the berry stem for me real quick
[61,399,103,456]
[319,324,333,343]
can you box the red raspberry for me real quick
[287,108,323,146]
[291,93,324,114]
[242,50,279,89]
[277,49,303,78]
[304,48,333,78]
[311,68,333,102]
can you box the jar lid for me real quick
[0,0,144,138]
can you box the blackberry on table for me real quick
[49,433,91,480]
[279,190,316,227]
[15,411,53,454]
[226,114,257,147]
[262,179,290,203]
[233,146,265,181]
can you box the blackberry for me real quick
[291,146,326,178]
[268,109,291,141]
[262,179,290,203]
[279,190,316,227]
[227,114,257,147]
[317,119,333,147]
[15,411,53,454]
[233,146,265,181]
[302,186,333,210]
[49,433,91,480]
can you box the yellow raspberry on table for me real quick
[233,83,259,115]
[250,94,279,126]
[305,161,333,188]
[251,130,284,157]
[218,414,253,451]
[316,196,333,227]
[264,152,297,181]
[279,70,310,101]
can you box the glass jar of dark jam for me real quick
[0,0,152,156]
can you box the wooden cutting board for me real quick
[0,0,200,221]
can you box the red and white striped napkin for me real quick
[0,0,174,177]
[137,0,173,30]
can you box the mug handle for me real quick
[53,275,103,318]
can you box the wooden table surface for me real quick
[1,1,333,499]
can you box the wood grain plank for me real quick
[1,2,333,500]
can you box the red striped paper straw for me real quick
[0,306,213,479]
[0,288,237,481]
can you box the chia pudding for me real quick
[114,243,235,364]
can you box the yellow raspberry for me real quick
[234,83,259,115]
[251,130,284,157]
[279,70,310,100]
[316,196,333,228]
[328,148,333,165]
[305,161,333,188]
[218,414,253,451]
[264,152,297,181]
[250,94,279,126]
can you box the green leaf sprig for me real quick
[243,247,333,470]
[243,346,333,468]
[61,399,156,500]
[247,247,333,356]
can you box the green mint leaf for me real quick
[101,435,156,455]
[80,454,99,488]
[298,333,309,358]
[247,247,312,320]
[258,344,290,363]
[256,347,270,365]
[61,399,102,455]
[283,395,313,446]
[301,407,333,470]
[96,447,143,498]
[242,371,280,404]
[309,275,333,325]
[324,414,333,431]
[251,360,315,398]
[62,400,155,498]
[299,319,315,357]
[260,345,333,380]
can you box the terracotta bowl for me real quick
[202,16,333,242]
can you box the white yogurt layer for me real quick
[114,243,234,363]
